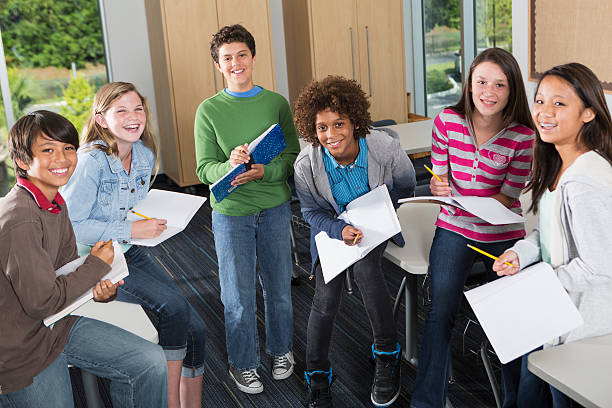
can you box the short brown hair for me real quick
[210,24,256,63]
[293,76,372,146]
[9,110,79,179]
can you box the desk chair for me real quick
[71,300,159,408]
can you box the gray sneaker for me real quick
[272,351,295,380]
[229,366,263,394]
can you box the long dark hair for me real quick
[451,47,534,131]
[527,63,612,213]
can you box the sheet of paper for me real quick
[127,189,207,246]
[315,185,401,283]
[398,195,525,225]
[464,262,583,364]
[44,241,129,326]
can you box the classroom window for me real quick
[0,0,109,194]
[412,0,512,118]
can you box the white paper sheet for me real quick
[464,262,583,364]
[127,189,207,246]
[315,185,401,283]
[398,195,525,225]
[44,241,129,326]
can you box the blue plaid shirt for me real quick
[322,137,369,212]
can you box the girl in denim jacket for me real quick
[62,82,206,408]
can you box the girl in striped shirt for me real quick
[411,48,537,408]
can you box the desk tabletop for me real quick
[385,119,433,154]
[73,299,159,343]
[528,334,612,408]
[383,202,438,275]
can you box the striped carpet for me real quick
[74,175,500,408]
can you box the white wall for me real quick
[512,1,612,107]
[100,0,157,122]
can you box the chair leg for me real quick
[345,269,353,295]
[393,276,407,323]
[480,339,503,408]
[81,369,103,408]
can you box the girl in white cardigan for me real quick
[494,63,612,408]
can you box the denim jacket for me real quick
[62,140,155,246]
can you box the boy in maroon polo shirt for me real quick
[0,110,167,407]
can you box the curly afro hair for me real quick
[210,24,256,63]
[293,76,372,146]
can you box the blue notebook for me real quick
[210,123,286,202]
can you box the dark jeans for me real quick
[411,227,522,408]
[306,241,397,371]
[118,245,206,377]
[502,350,552,408]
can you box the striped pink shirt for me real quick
[431,108,534,242]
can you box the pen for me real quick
[466,244,516,267]
[131,210,151,220]
[424,164,442,182]
[352,233,361,245]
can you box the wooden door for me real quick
[308,0,360,81]
[216,0,276,91]
[163,0,220,185]
[356,0,407,123]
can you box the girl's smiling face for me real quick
[95,91,146,150]
[532,75,595,149]
[470,61,510,119]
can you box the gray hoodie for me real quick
[511,151,612,344]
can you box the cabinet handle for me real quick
[349,27,356,80]
[366,26,372,96]
[212,60,218,93]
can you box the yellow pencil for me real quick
[467,244,516,267]
[130,210,151,220]
[424,164,442,182]
[352,233,361,245]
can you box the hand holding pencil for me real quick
[91,239,115,266]
[492,250,521,276]
[342,225,362,246]
[425,165,451,197]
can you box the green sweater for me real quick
[194,88,299,216]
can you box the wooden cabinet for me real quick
[145,0,276,186]
[283,0,408,123]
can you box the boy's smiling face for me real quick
[216,41,255,92]
[17,133,77,201]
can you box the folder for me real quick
[315,185,401,283]
[464,262,583,364]
[127,189,207,246]
[44,241,129,326]
[210,123,286,202]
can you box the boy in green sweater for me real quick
[194,24,299,394]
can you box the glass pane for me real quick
[476,0,512,53]
[0,0,108,139]
[0,92,12,196]
[423,0,463,118]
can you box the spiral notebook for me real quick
[210,123,286,202]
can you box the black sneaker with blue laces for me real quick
[305,369,334,408]
[371,343,402,407]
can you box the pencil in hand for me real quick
[424,164,442,182]
[130,210,151,220]
[352,233,361,245]
[467,244,516,267]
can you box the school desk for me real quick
[71,300,159,408]
[528,333,612,408]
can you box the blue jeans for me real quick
[411,227,521,408]
[502,350,552,407]
[306,241,397,371]
[118,245,206,377]
[0,317,167,408]
[212,202,294,370]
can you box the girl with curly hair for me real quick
[293,75,416,407]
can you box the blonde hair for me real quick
[83,81,159,175]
